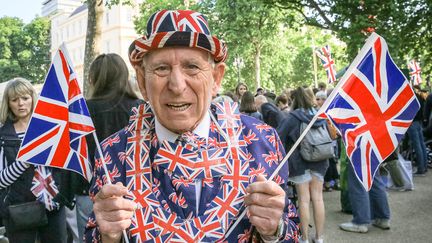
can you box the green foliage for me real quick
[201,0,296,91]
[0,17,50,83]
[131,1,351,94]
[270,0,432,88]
[135,0,199,34]
[328,0,432,87]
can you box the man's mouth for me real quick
[167,103,191,111]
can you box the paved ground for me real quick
[305,173,432,243]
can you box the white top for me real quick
[154,113,211,213]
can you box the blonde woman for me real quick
[0,78,70,242]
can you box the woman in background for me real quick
[0,78,69,243]
[235,82,248,102]
[239,91,262,121]
[71,53,143,241]
[277,87,329,243]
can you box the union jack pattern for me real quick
[130,10,228,66]
[320,33,419,190]
[408,59,422,85]
[316,45,337,84]
[84,102,299,242]
[17,44,95,181]
[101,135,121,150]
[31,166,59,211]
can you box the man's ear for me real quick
[136,67,149,101]
[211,62,226,97]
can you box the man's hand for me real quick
[93,182,136,243]
[244,175,285,237]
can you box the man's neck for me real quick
[154,112,211,143]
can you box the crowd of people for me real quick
[0,9,430,243]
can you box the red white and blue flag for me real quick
[316,45,337,84]
[31,166,59,210]
[408,59,422,85]
[17,44,95,181]
[318,33,420,190]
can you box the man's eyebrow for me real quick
[148,59,169,67]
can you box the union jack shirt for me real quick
[84,102,299,242]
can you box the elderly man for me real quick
[85,10,299,242]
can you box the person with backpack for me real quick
[277,87,330,243]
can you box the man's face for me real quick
[137,47,225,134]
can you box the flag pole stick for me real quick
[92,132,130,243]
[230,33,379,235]
[312,37,318,88]
[227,33,382,238]
[225,113,320,238]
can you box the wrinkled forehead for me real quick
[143,47,213,65]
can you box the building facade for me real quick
[42,0,142,83]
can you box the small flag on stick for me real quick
[318,33,420,190]
[408,59,422,85]
[17,44,95,181]
[316,45,337,84]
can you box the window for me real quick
[79,47,83,61]
[105,40,111,53]
[74,49,78,62]
[105,12,110,25]
[126,9,132,22]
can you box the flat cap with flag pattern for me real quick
[129,10,228,66]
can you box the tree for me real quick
[131,1,349,93]
[0,17,50,83]
[201,0,294,90]
[21,18,51,83]
[83,0,104,96]
[134,0,197,34]
[268,0,432,85]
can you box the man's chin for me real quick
[162,117,203,134]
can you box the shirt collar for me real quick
[155,112,211,143]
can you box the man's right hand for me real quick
[93,182,137,243]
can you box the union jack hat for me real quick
[129,10,228,66]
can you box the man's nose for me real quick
[168,67,187,94]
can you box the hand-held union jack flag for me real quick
[31,166,59,210]
[316,45,337,84]
[408,59,422,85]
[17,44,95,181]
[318,33,420,190]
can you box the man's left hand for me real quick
[244,174,285,237]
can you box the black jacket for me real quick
[260,102,287,128]
[70,95,144,195]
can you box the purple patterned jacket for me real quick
[84,102,299,242]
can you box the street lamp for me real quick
[233,55,244,84]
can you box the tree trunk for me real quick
[83,0,103,97]
[254,44,261,90]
